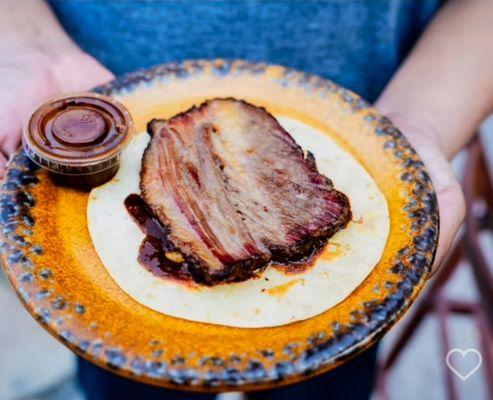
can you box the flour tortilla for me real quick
[87,115,389,328]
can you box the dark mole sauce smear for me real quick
[124,194,318,284]
[124,194,193,283]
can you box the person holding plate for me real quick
[1,0,491,399]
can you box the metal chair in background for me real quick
[375,131,493,400]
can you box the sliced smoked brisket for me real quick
[140,98,351,285]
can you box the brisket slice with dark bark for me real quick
[141,98,351,285]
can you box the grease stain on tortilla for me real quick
[319,242,346,262]
[265,279,304,297]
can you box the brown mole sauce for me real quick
[124,194,194,283]
[124,194,320,283]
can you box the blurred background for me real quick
[1,118,492,400]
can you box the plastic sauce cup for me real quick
[23,92,133,187]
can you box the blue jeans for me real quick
[77,344,377,400]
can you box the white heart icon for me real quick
[445,348,483,381]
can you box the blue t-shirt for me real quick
[49,0,442,102]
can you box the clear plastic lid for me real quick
[22,92,133,176]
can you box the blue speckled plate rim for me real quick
[0,59,438,392]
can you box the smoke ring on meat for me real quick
[139,98,352,285]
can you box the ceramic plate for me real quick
[0,60,438,392]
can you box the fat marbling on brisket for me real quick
[140,98,351,285]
